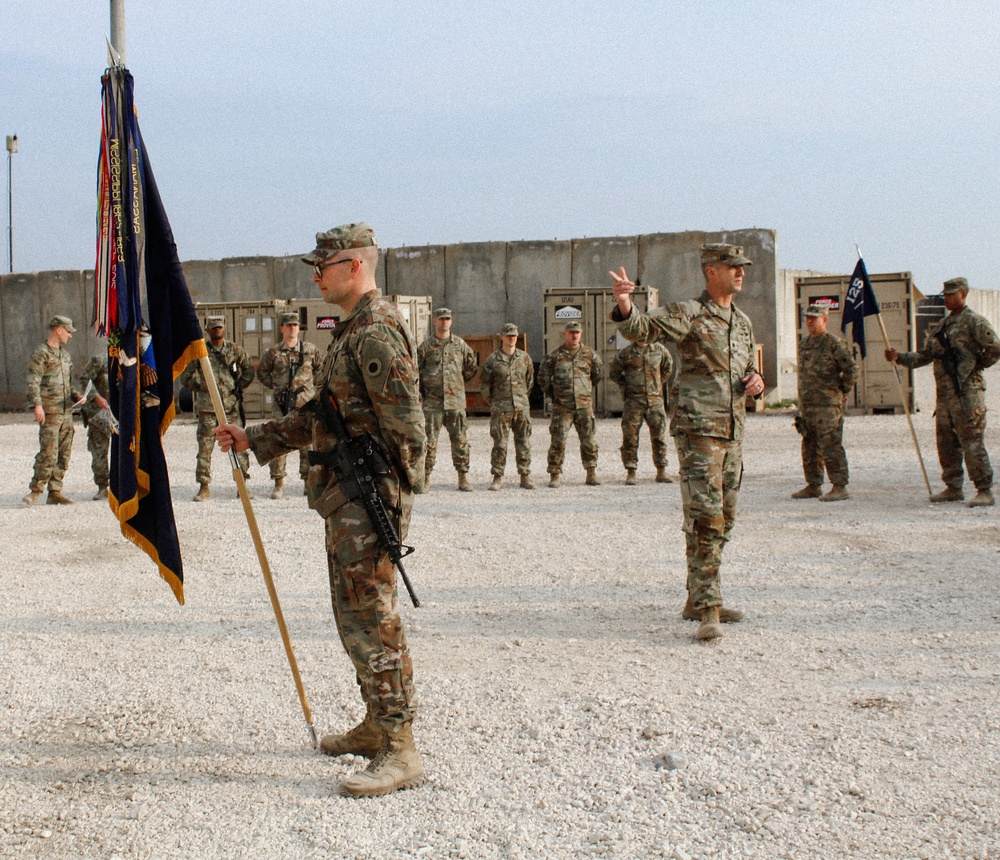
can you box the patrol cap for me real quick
[701,243,752,267]
[205,316,226,329]
[804,303,830,318]
[433,308,453,320]
[278,312,301,326]
[301,222,377,265]
[564,321,582,332]
[942,277,969,294]
[49,314,76,332]
[500,323,519,336]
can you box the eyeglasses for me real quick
[313,258,354,278]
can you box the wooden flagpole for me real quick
[200,354,317,749]
[854,245,932,497]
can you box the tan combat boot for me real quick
[548,472,561,489]
[586,469,601,486]
[193,483,211,502]
[625,469,637,486]
[457,472,473,492]
[819,485,849,502]
[655,467,673,484]
[320,714,384,760]
[22,490,42,507]
[337,725,425,798]
[488,476,503,491]
[423,470,431,490]
[520,474,535,490]
[967,489,995,508]
[682,595,743,624]
[791,485,822,499]
[46,491,75,505]
[695,607,724,641]
[92,486,109,501]
[271,478,284,500]
[929,487,964,503]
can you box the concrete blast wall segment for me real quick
[2,227,791,409]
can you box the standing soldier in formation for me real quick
[215,221,427,797]
[609,335,674,485]
[886,277,1000,507]
[791,304,859,502]
[256,311,322,499]
[178,316,255,501]
[610,244,765,641]
[79,355,113,500]
[480,323,535,490]
[538,320,603,487]
[417,308,478,491]
[24,315,106,506]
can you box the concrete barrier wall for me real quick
[2,227,797,408]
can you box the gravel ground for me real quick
[2,371,998,860]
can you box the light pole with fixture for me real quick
[5,134,16,274]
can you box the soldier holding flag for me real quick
[215,222,427,798]
[886,277,1000,507]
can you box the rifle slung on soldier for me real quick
[306,389,421,608]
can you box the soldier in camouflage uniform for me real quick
[23,315,106,506]
[178,317,255,501]
[611,244,765,641]
[256,311,322,499]
[215,222,426,798]
[537,320,603,487]
[886,277,1000,507]
[480,323,535,490]
[417,308,478,491]
[609,337,674,485]
[792,304,859,502]
[79,355,113,500]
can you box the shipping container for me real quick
[191,294,431,419]
[794,272,918,413]
[542,287,658,416]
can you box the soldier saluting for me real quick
[886,277,1000,507]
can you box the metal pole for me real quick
[110,0,127,64]
[5,134,15,274]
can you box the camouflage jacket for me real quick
[480,347,534,413]
[417,334,478,411]
[538,344,603,412]
[797,332,858,409]
[256,339,322,415]
[246,290,426,516]
[609,341,673,406]
[895,306,1000,397]
[26,342,82,413]
[178,339,255,416]
[612,290,757,440]
[78,356,111,421]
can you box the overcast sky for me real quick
[3,1,998,293]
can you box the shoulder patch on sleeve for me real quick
[360,330,396,394]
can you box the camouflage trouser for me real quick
[423,407,470,474]
[936,390,993,491]
[489,409,532,477]
[196,411,249,484]
[547,408,598,474]
[619,400,669,470]
[675,434,743,612]
[268,449,311,481]
[325,499,415,734]
[87,426,111,488]
[29,410,74,493]
[799,405,848,487]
